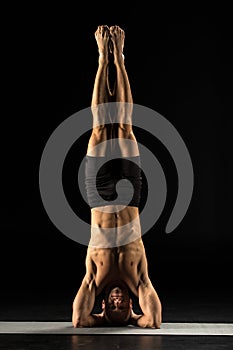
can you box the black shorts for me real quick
[85,155,142,209]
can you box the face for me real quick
[103,286,132,325]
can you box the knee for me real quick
[118,124,133,138]
[91,125,107,142]
[93,125,106,133]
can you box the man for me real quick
[72,25,162,328]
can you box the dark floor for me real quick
[0,334,233,350]
[0,286,232,349]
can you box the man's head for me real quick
[102,281,132,326]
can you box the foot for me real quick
[94,25,110,63]
[109,25,125,63]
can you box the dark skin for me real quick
[72,25,162,328]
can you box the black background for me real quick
[1,4,233,304]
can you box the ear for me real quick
[129,298,133,309]
[102,299,105,310]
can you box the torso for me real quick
[87,238,145,297]
[87,179,144,298]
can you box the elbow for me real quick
[148,319,161,329]
[72,310,87,328]
[154,319,162,329]
[72,311,82,328]
[148,320,159,329]
[73,317,87,328]
[154,308,162,329]
[152,312,162,329]
[73,320,80,328]
[72,316,81,328]
[146,312,162,329]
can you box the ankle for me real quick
[98,53,109,65]
[114,53,125,65]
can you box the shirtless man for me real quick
[72,25,162,328]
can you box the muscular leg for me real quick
[110,26,132,104]
[86,25,141,247]
[87,25,139,157]
[87,25,111,156]
[110,25,139,157]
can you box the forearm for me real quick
[72,275,96,327]
[137,278,162,328]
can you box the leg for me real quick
[110,25,139,157]
[91,25,111,106]
[87,25,112,156]
[110,25,132,104]
[87,25,139,157]
[87,26,142,247]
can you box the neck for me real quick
[104,279,129,294]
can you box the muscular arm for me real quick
[130,253,162,328]
[72,256,105,327]
[136,277,162,328]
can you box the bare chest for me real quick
[89,243,143,295]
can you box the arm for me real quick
[72,274,105,327]
[72,256,106,327]
[136,278,162,328]
[130,254,162,328]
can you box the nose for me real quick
[113,297,122,304]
